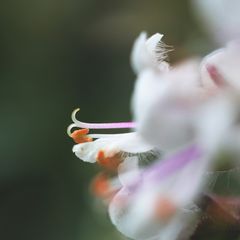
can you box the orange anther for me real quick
[70,128,93,144]
[155,197,177,221]
[96,150,122,172]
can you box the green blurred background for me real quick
[0,0,217,239]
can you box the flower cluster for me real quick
[68,2,240,239]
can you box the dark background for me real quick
[0,0,217,239]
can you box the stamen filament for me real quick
[72,108,136,129]
[88,132,134,139]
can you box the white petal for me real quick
[195,91,240,167]
[134,60,204,150]
[146,33,164,55]
[113,132,153,153]
[109,188,158,240]
[200,48,225,90]
[201,43,240,89]
[118,156,141,188]
[131,32,168,74]
[131,69,166,125]
[72,139,109,163]
[131,32,148,74]
[72,133,153,163]
[196,93,235,154]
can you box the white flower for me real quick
[68,27,240,240]
[68,109,153,166]
[107,32,240,240]
[131,33,240,153]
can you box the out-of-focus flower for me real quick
[131,33,219,152]
[109,145,209,240]
[193,0,240,44]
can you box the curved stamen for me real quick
[72,108,136,129]
[67,123,78,137]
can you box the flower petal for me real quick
[131,32,169,74]
[73,132,153,163]
[201,42,240,90]
[118,156,141,188]
[72,138,110,163]
[134,60,204,150]
[109,146,209,240]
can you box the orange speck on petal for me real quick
[96,150,122,172]
[97,150,105,161]
[155,197,177,221]
[91,173,110,198]
[90,173,119,203]
[70,128,93,144]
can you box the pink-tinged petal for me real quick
[201,43,240,90]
